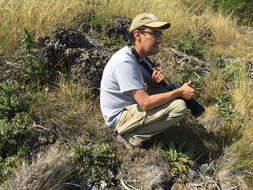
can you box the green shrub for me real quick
[0,112,33,182]
[205,0,253,26]
[174,30,204,59]
[20,28,37,54]
[174,30,216,59]
[90,14,107,31]
[0,81,30,119]
[0,80,34,182]
[71,144,121,187]
[17,54,50,89]
[160,142,190,176]
[103,36,121,48]
[16,29,50,89]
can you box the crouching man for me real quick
[100,13,194,147]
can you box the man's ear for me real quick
[133,30,142,42]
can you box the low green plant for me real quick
[204,0,253,26]
[214,59,244,130]
[0,81,30,119]
[16,54,50,89]
[160,142,190,176]
[90,14,107,31]
[0,112,33,183]
[16,29,50,89]
[103,36,121,48]
[20,28,37,54]
[174,30,203,59]
[71,144,121,187]
[214,90,243,142]
[0,80,35,183]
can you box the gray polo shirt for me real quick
[100,46,150,127]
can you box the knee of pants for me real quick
[169,99,187,118]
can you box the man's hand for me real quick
[179,81,195,100]
[152,70,165,83]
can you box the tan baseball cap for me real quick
[129,13,171,32]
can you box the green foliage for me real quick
[71,144,121,187]
[174,30,203,59]
[20,28,37,54]
[103,36,120,48]
[205,0,253,26]
[160,142,190,176]
[174,29,216,59]
[0,81,30,119]
[212,59,244,143]
[90,14,107,31]
[222,60,242,83]
[16,29,50,89]
[215,92,239,122]
[0,112,33,182]
[214,60,243,120]
[17,54,50,89]
[0,81,34,182]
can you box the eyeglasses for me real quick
[140,30,163,38]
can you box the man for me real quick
[100,13,194,147]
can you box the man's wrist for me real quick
[173,88,183,98]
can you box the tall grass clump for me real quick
[205,0,253,26]
[199,9,253,57]
[0,0,89,56]
[1,0,252,58]
[104,0,195,41]
[30,76,96,142]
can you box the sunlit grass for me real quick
[1,0,253,58]
[0,0,89,56]
[30,76,95,140]
[1,0,253,187]
[199,9,253,57]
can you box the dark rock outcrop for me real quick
[105,15,131,42]
[37,25,111,94]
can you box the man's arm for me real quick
[129,81,195,111]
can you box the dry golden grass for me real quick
[103,0,195,41]
[199,9,253,57]
[30,77,94,141]
[1,0,253,187]
[0,144,75,190]
[1,0,253,58]
[233,81,253,121]
[0,0,88,55]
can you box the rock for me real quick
[105,15,131,42]
[0,58,17,82]
[91,180,108,190]
[198,114,223,133]
[153,47,210,85]
[36,25,111,95]
[197,25,214,40]
[245,61,253,79]
[70,47,110,95]
[171,183,184,190]
[119,162,173,190]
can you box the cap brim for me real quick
[145,21,171,29]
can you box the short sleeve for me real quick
[114,59,144,93]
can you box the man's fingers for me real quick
[152,70,164,83]
[186,80,192,86]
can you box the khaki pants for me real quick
[115,98,187,146]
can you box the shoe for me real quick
[171,183,184,190]
[116,135,133,149]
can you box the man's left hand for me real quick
[152,70,165,83]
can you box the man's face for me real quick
[139,27,163,56]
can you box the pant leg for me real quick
[115,99,187,146]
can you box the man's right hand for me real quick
[179,81,195,100]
